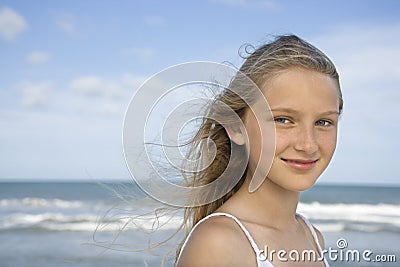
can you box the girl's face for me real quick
[244,68,340,192]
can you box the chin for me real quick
[294,182,316,192]
[286,176,320,192]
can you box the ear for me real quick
[225,124,246,146]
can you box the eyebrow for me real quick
[269,108,339,116]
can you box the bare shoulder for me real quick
[176,215,254,267]
[312,225,325,249]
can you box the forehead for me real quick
[260,68,340,111]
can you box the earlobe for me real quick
[226,125,246,146]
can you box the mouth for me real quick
[281,158,319,171]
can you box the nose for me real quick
[294,125,318,154]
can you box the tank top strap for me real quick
[206,212,262,254]
[178,212,328,267]
[177,212,262,263]
[296,213,330,267]
[296,213,320,246]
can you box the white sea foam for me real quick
[1,200,399,233]
[0,197,84,208]
[0,212,183,232]
[314,223,345,233]
[298,202,400,226]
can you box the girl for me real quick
[175,35,343,266]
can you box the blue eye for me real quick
[315,120,331,126]
[274,117,291,124]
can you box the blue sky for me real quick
[0,0,399,185]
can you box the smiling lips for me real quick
[281,158,318,171]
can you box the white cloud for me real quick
[56,14,76,35]
[92,102,122,116]
[143,15,165,26]
[127,47,155,61]
[0,6,27,41]
[213,0,248,7]
[69,75,133,100]
[211,0,275,8]
[1,72,152,179]
[122,73,147,90]
[26,51,51,64]
[20,81,53,108]
[311,24,400,91]
[70,76,104,96]
[66,76,131,117]
[105,82,130,100]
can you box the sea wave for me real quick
[1,199,400,233]
[298,202,400,226]
[0,212,183,232]
[0,197,85,208]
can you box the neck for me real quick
[232,177,300,230]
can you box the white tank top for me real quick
[177,212,329,267]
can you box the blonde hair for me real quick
[176,34,343,261]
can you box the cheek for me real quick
[274,129,291,155]
[318,130,337,155]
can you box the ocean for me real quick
[0,182,399,267]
